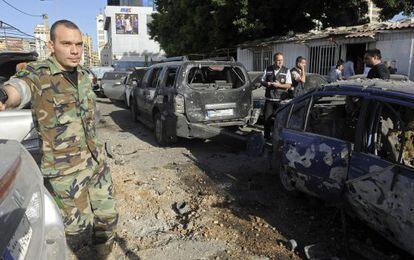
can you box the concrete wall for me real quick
[375,31,414,80]
[237,43,308,72]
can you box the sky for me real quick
[0,0,106,50]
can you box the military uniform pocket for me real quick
[53,95,78,125]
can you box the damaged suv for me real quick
[130,57,255,145]
[273,80,414,255]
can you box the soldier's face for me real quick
[49,25,83,71]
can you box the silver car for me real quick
[0,51,40,162]
[0,140,66,260]
[101,71,131,102]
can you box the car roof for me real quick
[149,60,244,68]
[302,79,414,103]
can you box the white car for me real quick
[0,140,66,260]
[101,71,131,102]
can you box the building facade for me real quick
[103,1,164,70]
[96,13,107,65]
[34,24,50,61]
[237,19,414,80]
[81,34,93,67]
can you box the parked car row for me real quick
[272,79,414,255]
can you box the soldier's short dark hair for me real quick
[365,49,382,59]
[50,20,80,42]
[296,56,306,64]
[274,52,284,60]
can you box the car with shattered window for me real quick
[0,140,66,259]
[0,51,41,162]
[130,56,257,145]
[272,79,414,256]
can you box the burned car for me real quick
[130,56,256,145]
[272,79,414,255]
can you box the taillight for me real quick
[174,94,185,113]
[0,157,20,203]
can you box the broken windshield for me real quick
[187,65,246,89]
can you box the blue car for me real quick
[272,79,414,256]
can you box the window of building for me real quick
[309,44,340,76]
[253,51,262,71]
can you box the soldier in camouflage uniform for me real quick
[0,20,118,257]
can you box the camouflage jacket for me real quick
[13,56,104,176]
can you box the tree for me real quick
[372,0,414,20]
[149,0,414,56]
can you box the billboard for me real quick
[115,13,138,34]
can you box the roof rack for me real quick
[202,56,235,62]
[161,55,236,63]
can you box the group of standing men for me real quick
[261,48,392,140]
[329,49,391,82]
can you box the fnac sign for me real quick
[120,8,131,13]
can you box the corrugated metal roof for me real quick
[239,18,414,48]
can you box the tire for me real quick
[130,98,138,123]
[154,113,172,146]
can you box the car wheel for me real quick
[154,113,170,146]
[278,165,299,196]
[130,98,138,123]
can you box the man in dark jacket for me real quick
[261,52,292,140]
[364,49,390,80]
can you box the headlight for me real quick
[26,191,41,224]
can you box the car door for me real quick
[280,94,358,201]
[142,67,164,120]
[346,99,414,255]
[136,69,152,116]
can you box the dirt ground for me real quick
[83,98,408,260]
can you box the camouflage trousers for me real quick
[44,160,118,245]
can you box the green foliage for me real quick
[372,0,414,20]
[149,0,414,56]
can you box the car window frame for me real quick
[286,96,312,131]
[361,98,414,168]
[146,67,163,89]
[161,65,180,89]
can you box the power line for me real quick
[0,0,43,17]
